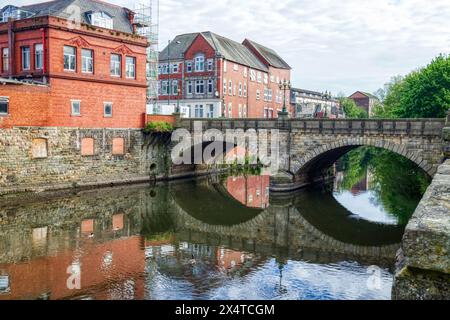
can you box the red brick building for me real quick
[158,32,291,118]
[348,91,380,118]
[0,0,148,129]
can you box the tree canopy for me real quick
[338,97,368,118]
[374,54,450,118]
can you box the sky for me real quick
[4,0,450,96]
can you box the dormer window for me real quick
[88,12,113,29]
[1,6,34,22]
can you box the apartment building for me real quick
[0,0,148,128]
[158,31,291,118]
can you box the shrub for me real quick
[144,121,174,134]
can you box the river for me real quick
[0,147,429,300]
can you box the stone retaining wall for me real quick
[392,159,450,299]
[0,127,172,195]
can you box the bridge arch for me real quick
[289,137,435,179]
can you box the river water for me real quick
[0,148,429,300]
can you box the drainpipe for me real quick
[7,19,14,78]
[41,28,47,78]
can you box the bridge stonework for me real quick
[177,116,450,299]
[178,117,446,183]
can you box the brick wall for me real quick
[0,16,148,128]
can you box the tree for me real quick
[338,97,368,118]
[374,54,450,118]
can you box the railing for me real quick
[178,118,446,137]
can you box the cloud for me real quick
[4,0,450,95]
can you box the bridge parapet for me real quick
[178,118,445,137]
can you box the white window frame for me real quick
[243,83,247,97]
[256,89,260,100]
[104,102,113,117]
[228,102,232,118]
[21,46,30,71]
[64,46,76,71]
[110,54,121,77]
[195,80,205,94]
[223,60,227,72]
[238,82,242,97]
[257,72,262,83]
[223,78,227,95]
[172,80,178,96]
[81,49,93,73]
[194,54,205,72]
[71,100,81,116]
[194,104,204,118]
[250,69,256,81]
[172,63,178,73]
[207,59,213,71]
[35,43,43,70]
[125,56,136,79]
[0,96,9,115]
[186,61,192,73]
[207,79,213,94]
[2,48,9,72]
[233,64,238,71]
[187,80,193,95]
[228,80,232,95]
[161,81,168,95]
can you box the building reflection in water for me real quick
[0,174,403,300]
[225,175,270,208]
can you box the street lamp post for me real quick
[278,79,291,116]
[167,39,181,110]
[167,39,171,107]
[176,88,181,113]
[322,90,332,118]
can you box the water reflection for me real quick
[332,147,430,225]
[0,172,405,300]
[2,152,428,301]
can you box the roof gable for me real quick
[243,39,291,70]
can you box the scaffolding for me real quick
[134,0,159,112]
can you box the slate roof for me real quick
[1,0,134,34]
[159,31,270,72]
[244,39,291,70]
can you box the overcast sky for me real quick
[5,0,450,95]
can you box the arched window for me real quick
[194,54,205,72]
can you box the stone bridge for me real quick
[175,115,450,299]
[176,117,448,190]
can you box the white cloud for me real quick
[4,0,450,95]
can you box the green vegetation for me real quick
[338,97,368,118]
[337,147,431,224]
[144,121,174,134]
[373,54,450,118]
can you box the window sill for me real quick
[71,114,81,117]
[0,113,9,117]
